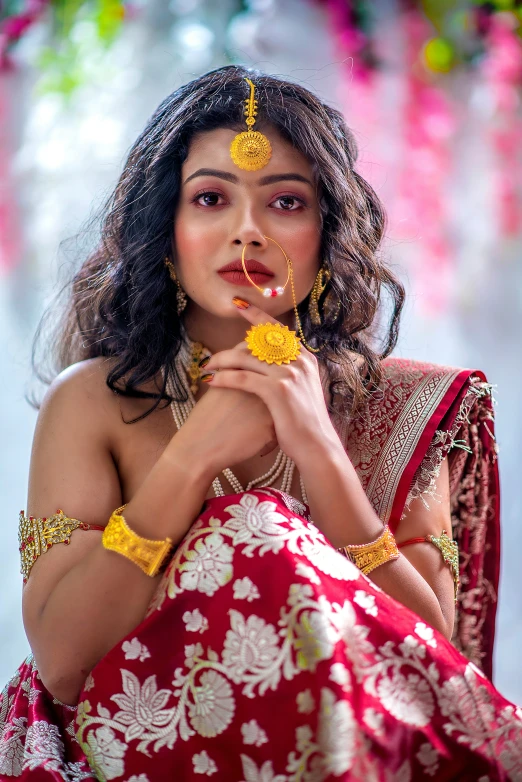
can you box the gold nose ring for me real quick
[241,236,291,298]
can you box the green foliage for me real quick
[37,43,84,97]
[39,0,126,41]
[94,0,126,43]
[3,0,522,95]
[36,0,126,96]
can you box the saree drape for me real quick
[1,359,514,781]
[329,358,500,678]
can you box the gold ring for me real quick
[245,322,301,365]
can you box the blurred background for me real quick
[0,0,521,702]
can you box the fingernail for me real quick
[199,356,210,369]
[201,373,214,383]
[232,297,250,309]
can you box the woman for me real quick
[0,65,520,781]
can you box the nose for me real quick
[231,203,269,251]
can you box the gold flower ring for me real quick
[245,322,301,365]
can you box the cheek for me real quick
[173,213,220,290]
[294,231,320,262]
[286,208,321,259]
[173,213,205,265]
[289,228,321,287]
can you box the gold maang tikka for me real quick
[230,78,272,171]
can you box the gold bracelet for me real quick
[102,507,173,577]
[338,525,399,576]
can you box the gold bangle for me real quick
[338,525,399,576]
[102,508,173,577]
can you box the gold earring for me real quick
[309,264,341,325]
[165,257,187,315]
[323,287,342,323]
[309,265,331,326]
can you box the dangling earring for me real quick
[309,264,331,325]
[165,257,187,315]
[322,287,342,323]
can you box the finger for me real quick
[229,297,313,366]
[231,296,282,327]
[203,346,274,376]
[201,368,270,401]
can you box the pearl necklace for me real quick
[168,340,308,505]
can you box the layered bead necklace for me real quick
[168,339,308,504]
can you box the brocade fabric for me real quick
[325,358,499,677]
[0,359,513,780]
[1,489,520,780]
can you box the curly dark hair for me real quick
[34,64,405,419]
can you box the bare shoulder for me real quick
[29,357,169,522]
[28,358,124,523]
[38,357,120,432]
[42,356,167,426]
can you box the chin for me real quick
[186,297,241,318]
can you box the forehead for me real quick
[182,126,314,181]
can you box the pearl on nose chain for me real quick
[263,286,285,298]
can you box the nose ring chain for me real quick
[241,236,290,298]
[241,237,321,354]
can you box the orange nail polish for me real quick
[232,297,250,309]
[201,373,214,383]
[199,356,210,369]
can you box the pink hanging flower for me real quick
[480,13,522,237]
[0,0,50,69]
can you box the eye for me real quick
[192,191,225,207]
[272,195,305,211]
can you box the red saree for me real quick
[333,358,500,679]
[1,359,518,781]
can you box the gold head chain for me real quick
[229,79,327,357]
[230,78,272,171]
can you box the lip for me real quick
[218,258,274,276]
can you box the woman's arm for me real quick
[23,356,275,706]
[23,360,212,706]
[298,439,455,638]
[201,302,456,639]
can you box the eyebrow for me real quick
[183,168,313,187]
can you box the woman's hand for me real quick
[170,380,277,480]
[200,299,339,467]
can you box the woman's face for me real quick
[173,126,322,322]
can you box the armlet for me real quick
[19,510,104,583]
[398,530,460,602]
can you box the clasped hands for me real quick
[200,299,339,464]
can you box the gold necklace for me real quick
[187,341,205,394]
